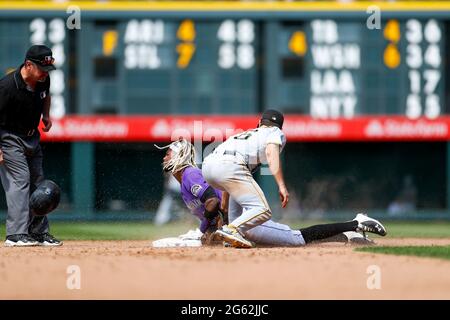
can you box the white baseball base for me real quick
[152,237,202,248]
[152,229,203,248]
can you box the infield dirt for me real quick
[1,238,450,299]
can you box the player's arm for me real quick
[42,94,52,132]
[266,143,289,208]
[200,187,221,220]
[199,187,224,244]
[42,78,52,132]
[220,191,229,214]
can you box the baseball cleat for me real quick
[343,231,375,245]
[4,234,39,247]
[353,213,387,236]
[30,233,63,246]
[215,225,254,249]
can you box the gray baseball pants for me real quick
[228,197,305,246]
[202,152,272,235]
[0,130,49,236]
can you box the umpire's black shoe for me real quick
[31,233,63,247]
[4,234,39,247]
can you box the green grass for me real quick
[382,222,450,238]
[356,245,450,261]
[1,220,450,240]
[288,221,450,239]
[0,221,197,241]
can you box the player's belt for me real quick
[223,150,247,163]
[223,150,261,174]
[223,150,254,170]
[223,150,247,160]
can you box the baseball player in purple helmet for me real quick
[157,138,387,247]
[155,139,225,243]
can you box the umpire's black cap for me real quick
[25,45,56,72]
[260,109,284,129]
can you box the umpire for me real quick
[0,45,62,247]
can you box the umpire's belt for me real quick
[1,126,36,137]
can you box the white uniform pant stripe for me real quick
[202,154,272,234]
[232,209,271,233]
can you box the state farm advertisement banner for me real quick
[40,115,450,142]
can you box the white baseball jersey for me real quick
[214,126,286,171]
[203,126,286,234]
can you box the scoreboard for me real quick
[0,16,68,118]
[278,18,445,119]
[0,1,449,121]
[112,18,257,114]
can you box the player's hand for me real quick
[201,215,223,245]
[42,116,52,132]
[0,148,4,164]
[279,185,289,208]
[201,229,216,245]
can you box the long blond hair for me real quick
[155,139,197,174]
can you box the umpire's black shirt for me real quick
[0,65,50,133]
